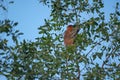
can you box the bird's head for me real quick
[67,25,74,31]
[67,25,79,32]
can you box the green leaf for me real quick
[18,32,24,36]
[93,54,97,60]
[9,1,14,4]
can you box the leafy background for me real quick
[0,0,120,80]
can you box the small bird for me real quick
[64,25,79,46]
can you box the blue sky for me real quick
[8,0,51,41]
[0,0,119,79]
[5,0,118,41]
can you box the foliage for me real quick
[0,0,120,80]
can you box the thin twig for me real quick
[86,40,103,56]
[77,63,80,80]
[101,47,116,68]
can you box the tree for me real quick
[0,0,120,80]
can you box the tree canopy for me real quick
[0,0,120,80]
